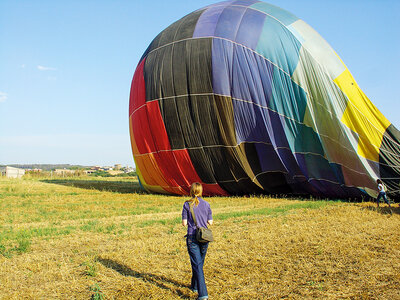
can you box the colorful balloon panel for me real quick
[129,0,400,199]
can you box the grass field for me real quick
[0,177,399,299]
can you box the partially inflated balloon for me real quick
[129,0,400,199]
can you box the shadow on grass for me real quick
[97,257,191,298]
[41,179,146,194]
[363,204,399,216]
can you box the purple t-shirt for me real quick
[182,197,212,236]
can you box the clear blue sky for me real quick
[1,0,399,167]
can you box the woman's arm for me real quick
[182,219,188,227]
[207,219,213,226]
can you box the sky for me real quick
[1,0,399,167]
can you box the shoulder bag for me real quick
[189,203,214,243]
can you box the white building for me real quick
[0,166,25,178]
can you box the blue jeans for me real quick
[377,192,390,205]
[186,235,209,299]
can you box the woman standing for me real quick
[182,182,213,300]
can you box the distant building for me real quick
[114,164,122,170]
[0,166,25,178]
[124,167,135,173]
[54,169,75,176]
[25,168,42,172]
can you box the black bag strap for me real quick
[189,201,198,228]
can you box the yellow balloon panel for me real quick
[336,69,391,162]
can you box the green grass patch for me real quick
[89,283,105,300]
[0,177,341,249]
[82,260,98,277]
[135,202,332,229]
[0,225,77,242]
[214,201,331,221]
[0,237,31,258]
[137,217,181,228]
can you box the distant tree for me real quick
[89,171,112,177]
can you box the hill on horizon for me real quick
[0,164,92,171]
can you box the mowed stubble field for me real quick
[0,177,399,299]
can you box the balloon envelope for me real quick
[129,0,400,199]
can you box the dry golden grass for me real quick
[0,177,399,299]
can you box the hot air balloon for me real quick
[129,0,400,199]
